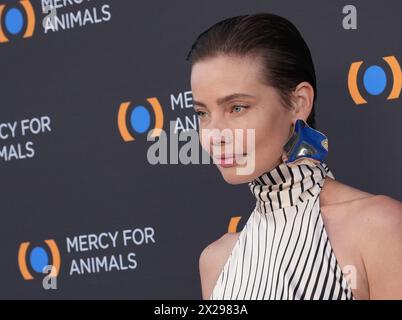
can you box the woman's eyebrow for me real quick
[193,93,256,108]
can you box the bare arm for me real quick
[199,233,239,299]
[359,195,402,299]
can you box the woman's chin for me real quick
[218,166,253,185]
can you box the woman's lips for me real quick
[213,154,247,167]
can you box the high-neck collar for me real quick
[248,161,335,214]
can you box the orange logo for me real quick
[18,239,60,280]
[0,0,35,43]
[117,98,164,142]
[348,55,401,104]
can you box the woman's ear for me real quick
[291,82,314,122]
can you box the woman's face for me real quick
[190,54,295,184]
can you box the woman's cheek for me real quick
[199,128,212,155]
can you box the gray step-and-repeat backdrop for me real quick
[1,0,401,299]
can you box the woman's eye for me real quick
[231,105,249,113]
[195,110,207,118]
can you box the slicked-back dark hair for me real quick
[186,13,317,128]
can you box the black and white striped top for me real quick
[209,161,355,300]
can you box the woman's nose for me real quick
[202,113,233,146]
[210,127,233,146]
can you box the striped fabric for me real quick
[210,161,355,300]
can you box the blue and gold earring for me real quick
[282,119,329,167]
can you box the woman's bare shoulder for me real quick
[321,176,401,214]
[320,177,375,207]
[348,192,402,298]
[199,232,240,299]
[322,177,402,298]
[321,176,402,226]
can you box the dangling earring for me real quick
[282,119,329,167]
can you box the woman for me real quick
[186,13,402,300]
